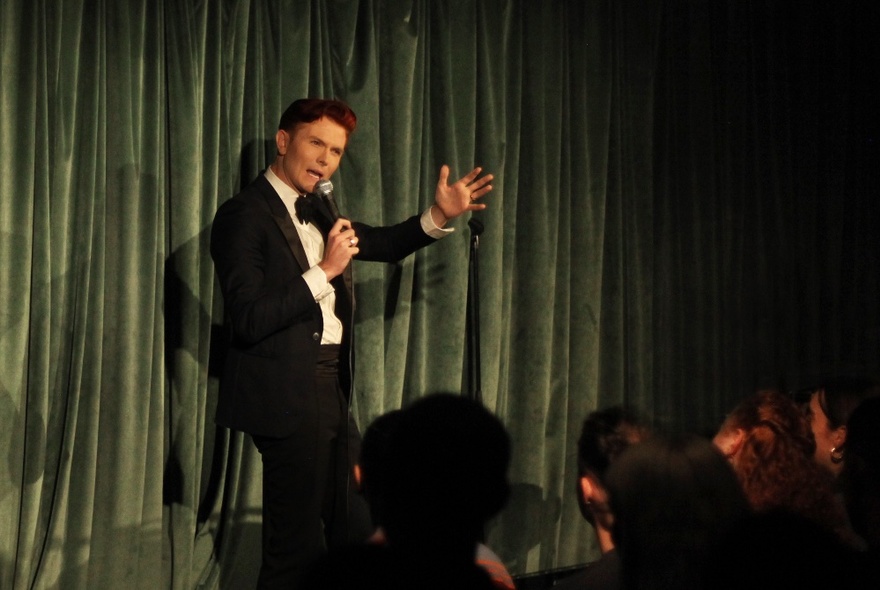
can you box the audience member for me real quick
[301,393,512,589]
[353,408,402,537]
[839,396,880,574]
[712,390,857,546]
[803,374,879,479]
[604,434,750,590]
[354,407,515,589]
[554,407,650,590]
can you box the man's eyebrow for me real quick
[310,135,345,152]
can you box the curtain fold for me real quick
[2,0,878,587]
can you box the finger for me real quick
[334,225,356,240]
[469,185,493,201]
[342,240,360,257]
[437,164,450,187]
[468,173,494,190]
[457,166,483,186]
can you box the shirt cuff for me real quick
[303,265,335,301]
[421,207,454,239]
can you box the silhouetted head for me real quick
[840,396,880,553]
[380,393,511,555]
[356,409,404,525]
[606,434,750,590]
[576,406,650,528]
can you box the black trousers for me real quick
[251,351,372,589]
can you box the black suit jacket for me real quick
[210,173,436,437]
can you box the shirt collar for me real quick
[265,166,304,208]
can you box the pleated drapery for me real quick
[1,1,878,587]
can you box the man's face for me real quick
[273,116,347,194]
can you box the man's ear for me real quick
[353,463,363,492]
[275,129,289,155]
[715,428,745,458]
[579,475,596,503]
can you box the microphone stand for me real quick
[466,218,484,404]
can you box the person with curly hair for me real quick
[712,390,856,546]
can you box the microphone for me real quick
[313,178,341,221]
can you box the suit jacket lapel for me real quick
[274,213,311,272]
[255,175,312,272]
[254,173,354,296]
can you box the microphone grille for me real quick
[314,179,334,197]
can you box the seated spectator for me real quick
[604,434,750,590]
[839,396,880,573]
[353,408,402,541]
[712,390,857,546]
[301,393,511,589]
[354,407,515,589]
[802,374,879,479]
[554,406,650,590]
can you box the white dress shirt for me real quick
[265,168,451,344]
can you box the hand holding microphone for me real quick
[313,179,359,280]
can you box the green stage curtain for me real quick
[1,0,877,587]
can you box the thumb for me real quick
[437,164,450,187]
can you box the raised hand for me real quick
[431,165,493,226]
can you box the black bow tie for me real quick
[294,194,321,225]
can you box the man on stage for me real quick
[210,98,492,588]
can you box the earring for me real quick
[830,446,845,464]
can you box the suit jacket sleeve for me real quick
[352,214,437,263]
